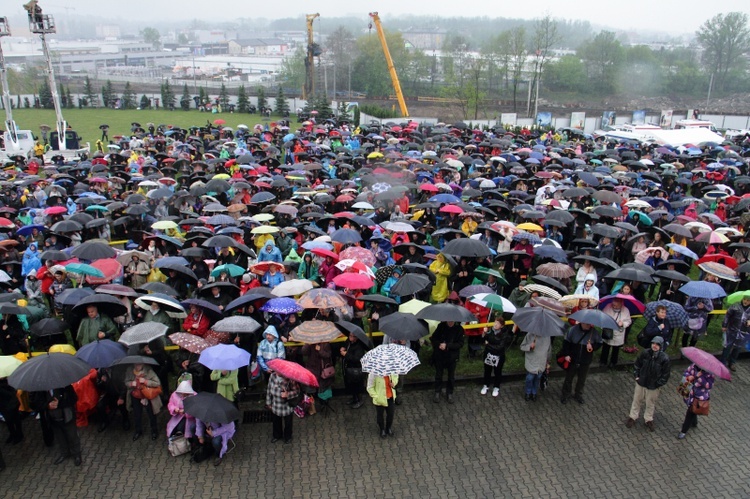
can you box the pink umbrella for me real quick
[267,358,319,387]
[332,273,375,290]
[45,206,68,215]
[86,258,123,285]
[680,347,732,381]
[439,205,463,214]
[88,177,108,184]
[339,246,376,267]
[695,231,730,244]
[598,293,645,314]
[635,247,669,264]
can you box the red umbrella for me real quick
[439,205,463,214]
[419,183,438,193]
[249,261,285,275]
[45,206,68,216]
[336,194,354,203]
[0,217,15,228]
[332,273,375,290]
[86,258,123,285]
[696,254,738,269]
[213,118,226,125]
[311,248,339,261]
[339,246,376,267]
[267,358,319,387]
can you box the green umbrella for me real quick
[65,263,105,277]
[85,205,110,212]
[473,266,509,286]
[726,289,750,305]
[211,263,246,278]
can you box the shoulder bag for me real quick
[691,398,710,416]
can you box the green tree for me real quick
[337,101,351,122]
[198,87,207,108]
[141,27,162,50]
[180,83,191,111]
[101,80,114,108]
[544,55,587,92]
[140,94,151,109]
[278,46,306,94]
[325,26,357,97]
[39,79,53,108]
[696,12,750,92]
[121,82,136,109]
[256,86,267,112]
[351,30,417,99]
[578,31,625,94]
[161,81,175,110]
[530,15,560,116]
[83,76,97,107]
[274,86,290,116]
[218,84,230,110]
[353,105,360,127]
[314,95,333,120]
[237,85,249,113]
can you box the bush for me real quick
[359,104,399,119]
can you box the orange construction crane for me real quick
[368,12,408,117]
[303,13,320,100]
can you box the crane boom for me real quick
[303,13,320,100]
[368,12,408,117]
[0,17,19,148]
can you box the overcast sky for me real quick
[9,0,750,34]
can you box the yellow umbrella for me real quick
[516,222,544,232]
[367,152,384,159]
[399,299,438,334]
[212,173,231,180]
[152,220,178,230]
[251,225,280,234]
[48,344,77,355]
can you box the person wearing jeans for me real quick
[520,333,551,401]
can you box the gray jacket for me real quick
[520,334,551,374]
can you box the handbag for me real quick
[556,353,570,370]
[168,435,191,457]
[677,381,693,399]
[691,398,710,415]
[687,317,704,331]
[321,362,336,380]
[345,367,363,381]
[140,385,163,401]
[286,392,303,407]
[601,328,614,341]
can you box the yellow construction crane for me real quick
[303,13,320,100]
[368,12,408,117]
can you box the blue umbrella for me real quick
[330,228,362,244]
[260,297,303,314]
[16,224,46,237]
[533,245,568,263]
[429,194,461,204]
[666,243,698,260]
[644,300,689,329]
[56,287,96,306]
[512,232,542,244]
[198,344,251,370]
[678,281,727,300]
[301,240,334,251]
[75,339,127,368]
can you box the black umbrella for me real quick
[138,282,179,296]
[8,353,91,391]
[593,205,623,218]
[50,220,84,233]
[390,274,431,297]
[653,269,691,283]
[358,294,398,305]
[415,303,476,323]
[72,294,128,318]
[224,290,274,314]
[545,210,575,224]
[111,355,160,367]
[573,255,619,270]
[71,241,117,260]
[511,307,565,336]
[336,321,374,349]
[30,318,69,337]
[0,303,30,316]
[401,263,437,284]
[568,309,619,329]
[591,224,621,239]
[40,249,68,261]
[183,392,241,424]
[441,238,492,258]
[605,268,655,284]
[378,312,429,341]
[156,261,198,282]
[202,235,238,248]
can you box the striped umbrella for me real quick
[289,320,344,344]
[536,263,575,279]
[523,284,562,300]
[361,344,420,376]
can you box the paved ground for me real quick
[2,360,749,498]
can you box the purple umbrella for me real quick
[681,347,731,381]
[198,344,251,371]
[458,284,493,298]
[260,297,304,314]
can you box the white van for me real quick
[1,129,35,158]
[674,119,717,132]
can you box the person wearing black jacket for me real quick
[0,378,23,444]
[95,367,130,433]
[638,305,673,348]
[341,334,367,409]
[560,322,602,405]
[30,385,82,466]
[626,336,671,431]
[480,319,513,397]
[431,320,465,404]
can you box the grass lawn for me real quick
[9,108,292,147]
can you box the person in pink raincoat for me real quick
[166,380,198,438]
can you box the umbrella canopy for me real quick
[361,344,421,376]
[29,317,69,337]
[523,284,562,300]
[271,279,314,297]
[211,263,246,278]
[511,307,565,336]
[568,309,619,329]
[441,238,492,258]
[181,299,224,322]
[297,289,348,309]
[698,261,739,282]
[134,293,186,317]
[415,303,476,323]
[56,288,96,306]
[559,294,600,309]
[70,241,117,260]
[111,355,160,367]
[266,358,319,387]
[169,332,211,354]
[75,339,127,368]
[96,283,141,298]
[330,228,362,244]
[468,293,516,314]
[8,353,91,391]
[339,246,377,267]
[666,244,699,260]
[457,284,494,298]
[378,312,429,341]
[335,321,374,349]
[529,296,567,316]
[119,322,169,346]
[0,355,23,378]
[260,297,303,314]
[0,302,30,316]
[529,275,570,295]
[680,347,731,381]
[211,316,261,334]
[183,392,241,424]
[199,344,251,370]
[605,267,656,284]
[72,294,128,318]
[678,281,727,300]
[332,273,375,290]
[598,294,645,314]
[289,320,343,344]
[726,290,750,305]
[536,263,575,279]
[65,263,104,277]
[358,294,399,305]
[390,274,431,297]
[644,300,689,329]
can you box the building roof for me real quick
[231,38,286,47]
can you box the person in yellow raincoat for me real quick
[429,253,452,303]
[461,216,478,237]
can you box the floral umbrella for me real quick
[169,332,210,354]
[260,297,303,314]
[339,246,376,267]
[297,288,348,309]
[289,320,344,344]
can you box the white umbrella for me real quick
[351,202,374,210]
[271,279,314,297]
[361,344,420,376]
[119,322,169,346]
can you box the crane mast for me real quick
[303,13,320,100]
[0,17,19,148]
[368,12,408,117]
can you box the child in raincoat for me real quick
[430,254,452,303]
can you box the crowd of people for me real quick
[0,116,748,471]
